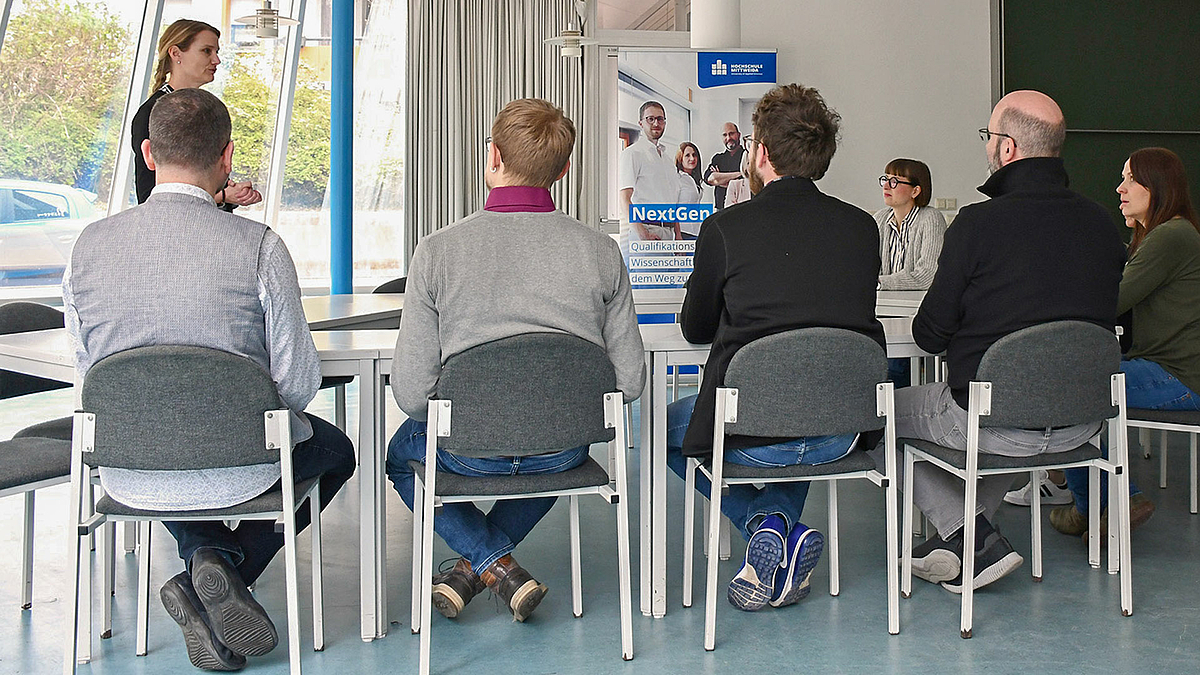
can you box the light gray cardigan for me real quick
[874,205,948,290]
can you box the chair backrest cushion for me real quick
[435,333,616,456]
[724,327,886,437]
[81,345,285,470]
[373,276,407,294]
[975,320,1119,428]
[0,301,71,399]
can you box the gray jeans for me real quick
[869,382,1100,538]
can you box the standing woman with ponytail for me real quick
[131,19,261,208]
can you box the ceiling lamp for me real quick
[545,1,595,58]
[545,26,598,58]
[234,1,300,39]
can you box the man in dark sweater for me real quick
[869,91,1126,593]
[666,84,885,611]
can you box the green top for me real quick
[1119,217,1200,393]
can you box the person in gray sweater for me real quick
[385,99,645,623]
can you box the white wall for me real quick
[740,0,993,214]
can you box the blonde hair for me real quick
[151,19,220,92]
[491,99,575,189]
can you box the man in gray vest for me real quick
[63,88,355,671]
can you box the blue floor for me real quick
[3,383,1199,674]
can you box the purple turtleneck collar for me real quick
[483,185,556,213]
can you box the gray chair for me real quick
[411,333,633,675]
[0,301,74,610]
[683,327,899,650]
[1130,409,1200,513]
[64,346,325,675]
[900,321,1132,638]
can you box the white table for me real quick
[303,293,404,330]
[636,317,930,617]
[632,288,686,315]
[875,290,926,317]
[632,289,926,320]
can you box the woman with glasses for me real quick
[131,19,261,209]
[1044,148,1200,534]
[874,158,947,291]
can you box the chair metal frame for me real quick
[63,365,325,675]
[685,382,900,650]
[1132,414,1199,513]
[901,374,1133,638]
[411,391,633,675]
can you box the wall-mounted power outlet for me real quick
[935,197,958,210]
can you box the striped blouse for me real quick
[873,205,948,290]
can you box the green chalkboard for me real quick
[1003,0,1200,235]
[1003,0,1200,132]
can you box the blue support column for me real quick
[330,0,353,293]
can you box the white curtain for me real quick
[405,0,593,262]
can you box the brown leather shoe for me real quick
[479,555,547,622]
[1081,493,1156,544]
[431,558,485,619]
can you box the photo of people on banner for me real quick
[616,49,777,288]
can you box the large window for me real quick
[0,0,142,294]
[599,0,690,31]
[0,0,404,298]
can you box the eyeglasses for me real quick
[742,136,761,151]
[642,115,666,124]
[484,136,493,152]
[879,175,917,189]
[978,128,1016,144]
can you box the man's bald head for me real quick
[989,90,1066,160]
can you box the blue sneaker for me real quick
[769,523,824,608]
[728,515,787,611]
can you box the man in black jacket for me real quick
[665,84,885,612]
[870,91,1126,593]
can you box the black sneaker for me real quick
[191,548,279,656]
[160,572,247,671]
[940,529,1023,594]
[431,557,486,619]
[911,532,962,585]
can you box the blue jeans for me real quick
[666,395,856,540]
[386,417,589,572]
[1065,358,1199,513]
[164,414,357,585]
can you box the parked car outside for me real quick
[0,179,98,287]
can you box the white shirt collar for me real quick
[151,182,216,205]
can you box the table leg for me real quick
[374,364,389,638]
[652,351,668,618]
[639,353,652,617]
[358,359,381,641]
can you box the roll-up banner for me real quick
[616,49,777,289]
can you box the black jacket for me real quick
[131,86,172,204]
[131,85,236,211]
[680,176,885,457]
[912,157,1126,409]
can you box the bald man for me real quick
[704,122,745,209]
[870,90,1126,593]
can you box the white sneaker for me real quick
[1003,470,1073,506]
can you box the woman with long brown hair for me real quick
[1051,147,1200,535]
[130,19,260,208]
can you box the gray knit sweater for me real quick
[391,209,646,421]
[874,205,948,290]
